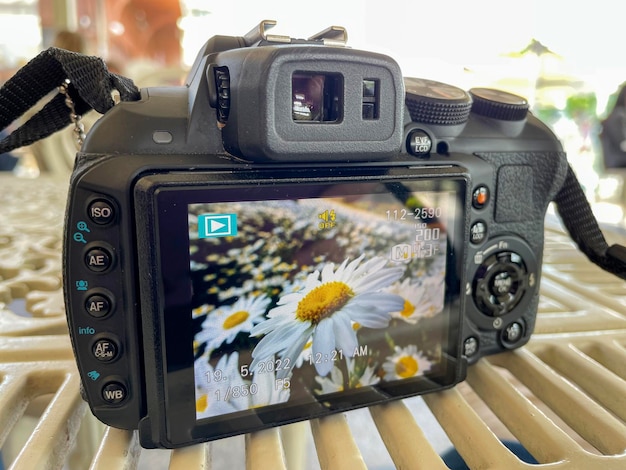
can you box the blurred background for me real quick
[2,0,626,227]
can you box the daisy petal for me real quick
[332,312,358,354]
[312,319,336,376]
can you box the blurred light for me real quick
[597,176,623,200]
[109,21,125,36]
[593,202,624,225]
[80,16,92,29]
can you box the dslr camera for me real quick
[63,21,568,448]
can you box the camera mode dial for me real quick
[404,78,473,126]
[469,88,529,121]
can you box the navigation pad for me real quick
[473,250,528,316]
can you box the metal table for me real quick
[1,175,625,469]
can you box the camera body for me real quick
[63,22,568,448]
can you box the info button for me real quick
[92,338,119,362]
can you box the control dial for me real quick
[404,78,473,126]
[473,250,528,316]
[469,88,529,121]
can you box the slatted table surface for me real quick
[1,174,625,470]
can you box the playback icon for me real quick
[198,213,238,239]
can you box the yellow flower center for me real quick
[196,394,208,413]
[395,356,419,378]
[296,281,354,324]
[400,299,416,318]
[223,310,249,330]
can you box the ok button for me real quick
[85,247,113,272]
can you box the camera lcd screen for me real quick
[153,171,466,440]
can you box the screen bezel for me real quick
[142,166,469,445]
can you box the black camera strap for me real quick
[0,47,625,281]
[0,47,139,153]
[553,165,626,279]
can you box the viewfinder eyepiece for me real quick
[292,72,342,122]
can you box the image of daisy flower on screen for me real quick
[247,359,291,407]
[386,277,445,324]
[195,352,246,420]
[249,255,406,378]
[195,293,271,352]
[382,344,433,381]
[315,357,380,394]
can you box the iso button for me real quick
[88,199,115,225]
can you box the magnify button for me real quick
[77,221,91,232]
[73,232,87,244]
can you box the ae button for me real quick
[85,247,113,272]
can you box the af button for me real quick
[85,291,113,318]
[92,338,119,362]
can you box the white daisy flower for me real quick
[294,337,313,368]
[382,345,432,380]
[315,358,380,395]
[248,363,291,408]
[196,294,271,352]
[250,255,405,378]
[387,277,444,324]
[194,352,245,419]
[315,366,345,394]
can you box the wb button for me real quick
[102,382,127,404]
[198,214,238,239]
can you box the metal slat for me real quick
[491,347,626,456]
[3,175,626,469]
[245,429,287,470]
[423,388,527,469]
[369,400,449,469]
[7,367,86,470]
[310,414,367,470]
[466,357,589,465]
[89,428,140,470]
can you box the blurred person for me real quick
[599,83,626,168]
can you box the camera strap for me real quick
[553,165,626,279]
[0,48,624,280]
[0,47,139,153]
